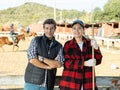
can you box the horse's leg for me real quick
[13,44,19,52]
[13,43,17,52]
[15,45,19,51]
[13,44,16,52]
[13,45,19,52]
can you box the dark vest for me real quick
[24,36,62,90]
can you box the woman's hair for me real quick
[43,19,56,29]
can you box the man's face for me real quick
[44,24,56,39]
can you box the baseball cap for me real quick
[71,19,84,29]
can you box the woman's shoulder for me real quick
[64,39,73,46]
[65,39,71,44]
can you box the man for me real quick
[26,26,30,36]
[24,18,64,90]
[10,24,17,44]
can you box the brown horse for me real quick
[20,29,37,37]
[13,34,25,51]
[0,37,13,51]
[29,32,37,37]
[1,24,17,31]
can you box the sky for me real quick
[0,0,108,12]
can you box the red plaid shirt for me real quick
[59,37,102,90]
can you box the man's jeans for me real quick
[10,35,17,44]
[24,83,47,90]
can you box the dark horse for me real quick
[13,34,25,51]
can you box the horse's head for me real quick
[29,32,37,37]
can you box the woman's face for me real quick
[72,23,84,38]
[44,24,56,39]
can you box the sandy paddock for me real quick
[0,36,120,77]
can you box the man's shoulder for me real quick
[31,36,43,43]
[34,36,43,40]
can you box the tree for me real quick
[92,7,103,23]
[103,0,120,21]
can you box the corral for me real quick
[0,34,120,90]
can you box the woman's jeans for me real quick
[24,83,47,90]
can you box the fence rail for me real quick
[0,75,120,90]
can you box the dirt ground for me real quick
[0,36,120,77]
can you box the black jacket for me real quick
[24,35,62,90]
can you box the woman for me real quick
[59,19,102,90]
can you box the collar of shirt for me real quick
[43,34,54,46]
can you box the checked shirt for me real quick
[59,36,102,90]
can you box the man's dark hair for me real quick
[43,19,56,29]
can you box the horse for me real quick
[20,29,28,37]
[12,34,25,51]
[20,29,37,37]
[1,24,17,31]
[0,37,13,51]
[29,32,37,37]
[0,34,25,51]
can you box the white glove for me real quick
[84,59,96,67]
[91,39,98,49]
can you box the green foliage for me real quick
[92,7,103,23]
[103,0,120,22]
[91,0,120,23]
[0,1,120,27]
[0,2,86,27]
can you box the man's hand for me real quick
[84,58,96,67]
[46,66,53,70]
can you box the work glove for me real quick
[84,58,96,67]
[91,39,98,49]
